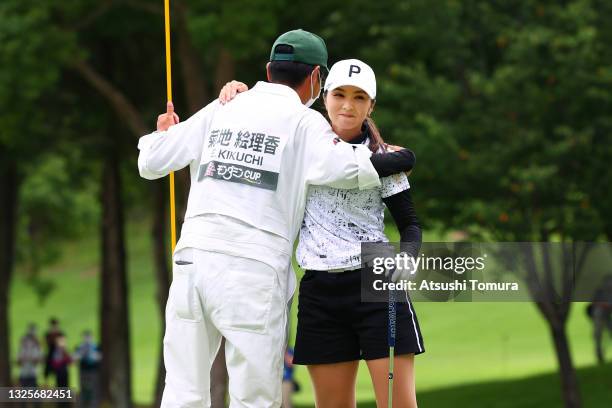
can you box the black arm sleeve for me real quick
[369,148,416,177]
[382,189,422,257]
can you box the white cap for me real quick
[324,59,376,100]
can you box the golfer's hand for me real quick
[157,101,180,131]
[219,80,249,104]
[389,255,417,283]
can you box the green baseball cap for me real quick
[270,29,328,71]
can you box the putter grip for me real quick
[388,291,397,347]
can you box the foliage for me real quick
[3,1,612,405]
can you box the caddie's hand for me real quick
[385,144,413,177]
[219,80,249,105]
[157,101,180,131]
[385,144,403,152]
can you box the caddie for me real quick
[137,29,415,407]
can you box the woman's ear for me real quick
[266,62,271,81]
[314,66,322,92]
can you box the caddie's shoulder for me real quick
[298,107,331,132]
[184,99,222,125]
[191,97,219,114]
[203,98,223,114]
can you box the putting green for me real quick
[9,220,606,406]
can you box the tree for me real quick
[52,1,285,404]
[0,153,19,386]
[352,1,612,407]
[0,0,76,385]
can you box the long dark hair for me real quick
[365,116,385,153]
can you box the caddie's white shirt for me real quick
[138,82,382,301]
[297,139,410,271]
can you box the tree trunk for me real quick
[152,181,170,407]
[100,152,132,408]
[523,244,582,408]
[550,324,582,408]
[214,47,236,95]
[0,160,19,386]
[175,11,210,114]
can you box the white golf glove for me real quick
[387,254,417,283]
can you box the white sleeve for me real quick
[137,100,220,180]
[380,172,411,198]
[299,111,381,190]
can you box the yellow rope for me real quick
[164,0,177,254]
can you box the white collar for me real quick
[252,81,302,104]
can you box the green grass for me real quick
[9,219,612,406]
[294,363,612,408]
[10,219,162,400]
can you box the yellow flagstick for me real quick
[163,0,177,253]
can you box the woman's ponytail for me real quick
[366,117,385,153]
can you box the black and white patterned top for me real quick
[297,133,411,270]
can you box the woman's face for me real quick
[324,85,373,139]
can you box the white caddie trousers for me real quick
[160,247,286,408]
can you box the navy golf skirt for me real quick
[293,268,425,365]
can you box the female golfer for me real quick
[220,59,424,408]
[295,59,424,408]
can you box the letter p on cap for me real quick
[349,64,361,77]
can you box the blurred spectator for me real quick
[17,323,42,387]
[587,275,612,364]
[44,318,64,382]
[50,335,72,387]
[282,347,300,408]
[73,330,101,407]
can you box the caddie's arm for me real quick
[138,101,214,180]
[218,80,417,185]
[301,116,417,190]
[300,112,380,190]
